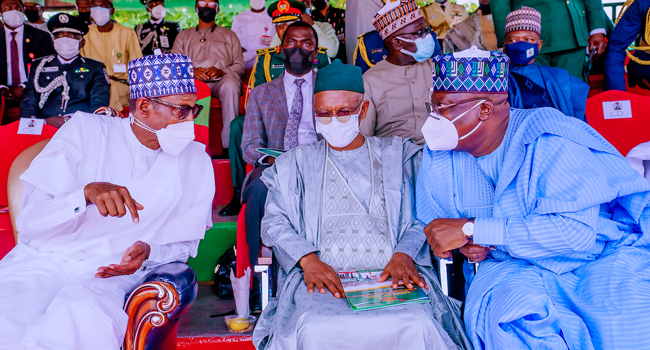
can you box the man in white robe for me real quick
[0,53,214,350]
[252,59,471,350]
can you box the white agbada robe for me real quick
[0,113,214,350]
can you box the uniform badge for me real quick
[103,68,111,84]
[59,14,69,23]
[278,0,290,12]
[74,67,90,73]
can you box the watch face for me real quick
[462,221,474,238]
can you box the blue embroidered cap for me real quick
[432,46,509,94]
[128,54,196,100]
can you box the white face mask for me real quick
[90,6,111,26]
[54,37,80,60]
[250,0,265,10]
[421,100,485,151]
[130,115,195,155]
[2,10,25,28]
[150,5,166,20]
[316,114,361,148]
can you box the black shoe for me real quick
[219,188,242,216]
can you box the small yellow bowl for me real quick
[225,315,256,333]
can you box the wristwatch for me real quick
[462,218,475,239]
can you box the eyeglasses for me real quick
[149,98,203,120]
[398,27,432,41]
[197,1,218,8]
[425,97,488,114]
[315,100,363,125]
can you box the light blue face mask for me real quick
[397,33,436,62]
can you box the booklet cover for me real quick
[338,269,430,311]
[255,148,286,158]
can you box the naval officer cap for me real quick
[431,46,509,94]
[128,53,196,100]
[314,59,365,94]
[47,13,90,36]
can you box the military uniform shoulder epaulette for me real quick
[33,54,56,62]
[318,47,327,54]
[257,47,277,55]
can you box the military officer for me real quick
[352,30,386,74]
[20,13,110,128]
[248,0,330,89]
[134,0,181,56]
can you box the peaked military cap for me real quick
[267,0,306,24]
[47,13,89,36]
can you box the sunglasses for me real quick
[315,100,363,125]
[149,98,203,120]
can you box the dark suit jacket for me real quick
[20,55,110,119]
[492,0,606,54]
[0,25,55,86]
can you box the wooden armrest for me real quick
[123,281,179,350]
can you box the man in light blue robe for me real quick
[253,60,472,350]
[503,7,589,121]
[418,48,650,349]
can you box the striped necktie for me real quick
[284,78,305,151]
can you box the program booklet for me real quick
[255,148,285,158]
[338,269,430,311]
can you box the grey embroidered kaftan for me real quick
[252,136,472,350]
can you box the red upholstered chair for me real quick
[585,90,650,156]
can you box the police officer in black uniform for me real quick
[134,0,181,56]
[20,13,110,128]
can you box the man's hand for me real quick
[264,156,276,165]
[193,67,210,80]
[205,67,225,79]
[300,253,346,298]
[378,252,428,290]
[301,13,314,26]
[95,241,151,278]
[9,85,24,102]
[45,116,66,128]
[588,33,607,60]
[459,240,491,263]
[424,218,469,259]
[84,182,144,223]
[0,86,10,98]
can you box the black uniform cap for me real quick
[47,13,89,36]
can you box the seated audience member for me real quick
[248,0,329,89]
[219,9,330,217]
[81,0,143,111]
[352,29,385,74]
[0,54,214,349]
[252,59,471,350]
[134,0,181,56]
[172,0,244,149]
[76,0,92,24]
[231,0,274,70]
[0,0,54,124]
[268,0,339,58]
[24,0,48,33]
[240,21,322,276]
[604,0,650,91]
[504,7,589,121]
[20,13,110,127]
[362,0,440,146]
[418,48,650,349]
[311,0,346,62]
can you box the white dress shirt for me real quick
[283,70,318,145]
[4,24,27,87]
[231,9,273,69]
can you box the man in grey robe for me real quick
[252,59,471,350]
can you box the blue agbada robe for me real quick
[416,107,650,349]
[508,64,589,121]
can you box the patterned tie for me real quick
[10,32,20,87]
[284,78,305,151]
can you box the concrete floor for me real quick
[178,284,255,338]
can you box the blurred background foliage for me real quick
[46,0,477,30]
